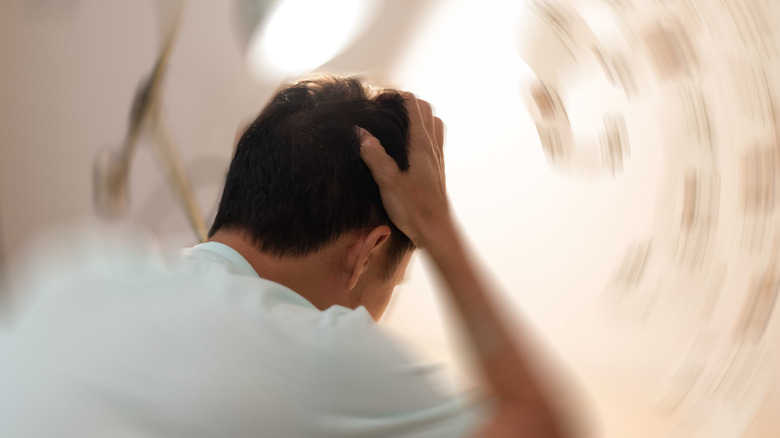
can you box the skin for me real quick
[209,227,412,322]
[212,118,412,322]
[358,93,568,437]
[215,91,568,437]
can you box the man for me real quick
[0,76,566,437]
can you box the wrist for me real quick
[416,214,458,252]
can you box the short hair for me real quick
[209,75,415,278]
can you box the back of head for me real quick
[209,75,414,277]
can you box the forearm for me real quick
[356,92,567,436]
[421,218,563,435]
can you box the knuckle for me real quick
[363,135,382,148]
[399,91,416,101]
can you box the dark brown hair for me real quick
[209,75,414,277]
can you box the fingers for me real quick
[401,91,425,131]
[417,99,434,135]
[433,117,444,154]
[401,92,428,136]
[356,127,397,183]
[401,92,440,154]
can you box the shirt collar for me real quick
[191,241,259,278]
[188,241,319,311]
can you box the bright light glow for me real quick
[246,0,375,76]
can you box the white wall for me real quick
[2,1,779,436]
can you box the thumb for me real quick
[356,127,398,182]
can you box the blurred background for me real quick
[1,0,779,436]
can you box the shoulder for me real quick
[278,306,488,437]
[4,235,488,437]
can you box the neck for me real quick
[209,230,357,311]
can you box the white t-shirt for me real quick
[0,241,485,437]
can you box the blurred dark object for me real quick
[93,1,207,243]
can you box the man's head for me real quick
[209,75,416,317]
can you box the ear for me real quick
[344,225,391,290]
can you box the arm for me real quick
[358,93,567,437]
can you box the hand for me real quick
[357,92,451,248]
[363,95,567,438]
